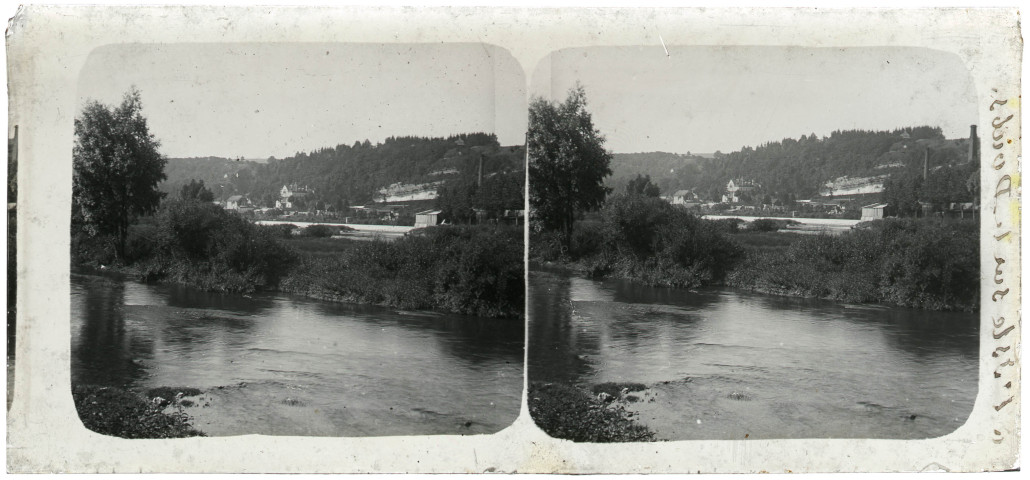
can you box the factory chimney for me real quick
[968,124,979,163]
[477,153,484,187]
[927,146,935,180]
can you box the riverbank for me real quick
[528,382,655,442]
[532,196,978,312]
[72,384,205,439]
[279,225,524,318]
[725,218,979,311]
[72,200,524,318]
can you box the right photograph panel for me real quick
[527,46,981,442]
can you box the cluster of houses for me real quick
[216,182,524,227]
[660,177,977,221]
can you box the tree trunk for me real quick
[117,224,127,261]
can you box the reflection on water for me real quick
[529,269,979,440]
[71,272,523,437]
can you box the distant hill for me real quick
[608,152,704,195]
[160,156,261,200]
[162,133,525,211]
[612,126,976,201]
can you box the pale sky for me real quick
[77,43,527,159]
[531,46,978,154]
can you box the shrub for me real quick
[569,221,605,259]
[137,199,299,292]
[582,194,743,287]
[747,218,780,232]
[72,384,204,439]
[301,224,336,238]
[281,225,524,318]
[727,218,979,311]
[71,232,117,268]
[529,382,655,443]
[124,223,164,264]
[530,230,568,262]
[260,224,296,239]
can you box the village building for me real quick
[276,183,314,210]
[350,204,406,222]
[861,203,889,221]
[502,209,525,225]
[947,202,978,219]
[414,209,442,228]
[225,195,251,211]
[723,178,759,203]
[668,189,698,205]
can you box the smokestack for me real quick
[927,147,935,181]
[968,124,978,163]
[477,153,483,187]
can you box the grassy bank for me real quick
[280,225,524,318]
[532,194,979,311]
[73,199,524,318]
[529,382,655,442]
[727,218,979,311]
[72,384,205,439]
[533,195,742,289]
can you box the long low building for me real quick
[861,203,889,221]
[414,209,442,228]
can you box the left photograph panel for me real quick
[68,43,527,438]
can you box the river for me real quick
[529,269,979,440]
[70,272,523,437]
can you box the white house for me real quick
[414,209,442,228]
[669,190,696,205]
[861,203,889,221]
[277,184,313,210]
[226,195,250,210]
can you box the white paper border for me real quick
[4,5,1021,474]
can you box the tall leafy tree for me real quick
[179,179,215,202]
[528,83,612,244]
[625,174,660,197]
[73,87,167,259]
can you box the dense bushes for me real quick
[300,224,336,238]
[529,382,654,443]
[563,195,743,288]
[74,199,298,293]
[72,384,204,439]
[74,202,523,316]
[281,225,524,318]
[727,218,979,311]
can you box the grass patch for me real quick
[285,236,359,257]
[529,382,655,443]
[72,384,204,439]
[726,218,979,311]
[732,231,804,252]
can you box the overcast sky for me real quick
[531,46,978,154]
[77,43,527,159]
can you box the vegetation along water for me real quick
[70,88,525,437]
[526,84,980,442]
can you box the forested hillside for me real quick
[626,126,975,202]
[160,156,261,200]
[607,152,703,194]
[162,133,525,211]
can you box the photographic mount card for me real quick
[5,5,1021,473]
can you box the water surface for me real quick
[71,272,523,437]
[529,268,978,440]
